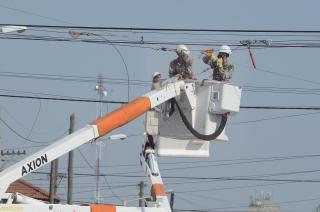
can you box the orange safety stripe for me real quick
[91,97,151,136]
[91,205,116,212]
[151,183,166,197]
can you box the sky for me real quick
[1,0,320,211]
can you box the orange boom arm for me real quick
[91,97,151,136]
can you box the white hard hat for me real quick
[218,45,232,55]
[176,44,190,55]
[153,72,161,78]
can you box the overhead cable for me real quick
[3,24,320,34]
[1,93,320,110]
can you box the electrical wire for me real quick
[236,63,320,86]
[4,24,320,34]
[229,111,320,125]
[0,5,73,24]
[77,148,95,170]
[33,170,320,183]
[181,192,242,206]
[4,33,320,48]
[1,93,320,112]
[4,68,320,95]
[24,153,320,169]
[0,102,60,135]
[77,148,123,202]
[111,153,320,175]
[102,175,123,203]
[0,93,127,104]
[0,116,58,144]
[86,33,130,101]
[175,181,294,195]
[23,98,42,146]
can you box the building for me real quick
[248,192,281,212]
[6,180,60,203]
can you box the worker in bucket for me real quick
[169,44,196,80]
[144,72,163,173]
[144,71,159,148]
[151,72,162,90]
[151,72,163,112]
[201,45,234,82]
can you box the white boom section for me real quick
[0,79,186,199]
[141,148,171,211]
[0,126,99,197]
[145,80,184,108]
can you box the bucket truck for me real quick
[0,78,241,212]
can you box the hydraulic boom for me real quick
[0,80,185,198]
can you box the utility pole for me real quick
[138,181,145,207]
[49,157,58,203]
[0,150,26,172]
[67,113,75,204]
[94,74,107,204]
[170,191,175,210]
[0,107,26,172]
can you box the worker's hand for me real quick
[201,48,214,57]
[175,48,182,54]
[210,54,216,62]
[175,74,182,80]
[191,75,197,80]
[217,58,223,69]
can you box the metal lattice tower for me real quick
[94,74,107,204]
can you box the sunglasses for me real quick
[221,53,229,57]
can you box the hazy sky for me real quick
[1,1,320,211]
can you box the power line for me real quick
[0,70,150,86]
[0,116,61,144]
[252,66,320,85]
[4,70,320,93]
[175,182,294,195]
[22,97,42,147]
[236,62,320,86]
[3,31,320,48]
[3,32,320,49]
[4,69,320,94]
[3,34,320,48]
[86,33,130,101]
[77,148,122,202]
[33,170,320,183]
[229,111,320,125]
[0,5,73,25]
[0,93,127,104]
[3,69,320,95]
[0,102,63,135]
[111,153,320,175]
[3,24,320,34]
[45,153,320,169]
[1,93,320,111]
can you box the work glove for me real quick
[176,47,182,54]
[217,58,223,69]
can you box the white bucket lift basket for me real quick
[146,80,242,157]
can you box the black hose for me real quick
[172,98,227,141]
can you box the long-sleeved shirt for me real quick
[169,56,194,79]
[203,55,234,82]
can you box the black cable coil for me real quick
[171,98,227,141]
